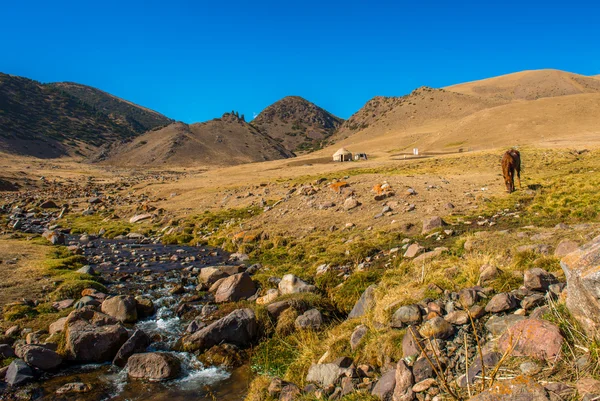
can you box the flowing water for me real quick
[36,237,253,400]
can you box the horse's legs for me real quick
[516,167,522,189]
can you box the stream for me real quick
[37,236,253,400]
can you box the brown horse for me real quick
[502,149,521,193]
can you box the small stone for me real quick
[419,316,454,339]
[520,361,542,376]
[350,325,368,351]
[523,268,559,292]
[485,293,518,313]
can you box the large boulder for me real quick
[42,230,66,245]
[198,267,229,287]
[371,368,396,400]
[18,345,62,370]
[182,308,258,352]
[214,272,257,303]
[498,318,563,361]
[348,284,377,319]
[5,359,34,387]
[561,236,600,339]
[278,274,316,295]
[126,352,181,381]
[64,307,129,362]
[101,295,138,323]
[49,317,68,335]
[113,329,151,367]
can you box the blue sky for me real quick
[2,0,599,123]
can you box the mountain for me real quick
[97,113,294,166]
[49,82,172,133]
[324,70,600,155]
[445,69,600,101]
[251,96,343,153]
[0,73,170,158]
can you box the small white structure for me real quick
[354,153,368,161]
[413,148,419,156]
[333,148,353,162]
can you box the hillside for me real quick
[330,86,502,144]
[98,112,294,166]
[0,73,166,158]
[50,82,172,133]
[445,69,600,101]
[251,96,343,153]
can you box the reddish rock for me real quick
[498,318,563,361]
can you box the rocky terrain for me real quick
[251,96,343,154]
[0,146,599,401]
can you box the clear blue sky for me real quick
[2,0,599,123]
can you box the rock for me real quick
[485,314,526,336]
[127,352,181,381]
[306,359,354,387]
[279,383,301,401]
[468,375,550,400]
[422,216,445,234]
[344,197,360,210]
[129,214,152,223]
[561,236,600,339]
[278,274,316,295]
[544,382,575,400]
[412,357,434,383]
[478,264,500,285]
[19,345,62,370]
[348,284,377,319]
[412,378,436,393]
[295,309,323,330]
[554,240,579,257]
[499,318,563,361]
[40,200,59,208]
[198,267,229,286]
[371,368,396,401]
[77,265,95,275]
[267,378,284,398]
[576,377,600,399]
[42,230,65,245]
[520,361,542,375]
[458,288,479,307]
[113,330,151,367]
[5,325,19,337]
[485,293,518,313]
[5,359,34,387]
[101,295,138,323]
[52,299,75,310]
[74,295,101,309]
[229,252,249,262]
[135,296,155,318]
[49,317,68,335]
[266,300,293,319]
[350,325,368,351]
[186,319,206,334]
[64,307,129,362]
[459,352,501,388]
[214,272,257,303]
[524,268,559,292]
[402,326,422,358]
[182,308,258,352]
[0,344,16,359]
[521,293,546,310]
[393,360,414,401]
[403,244,423,258]
[419,316,454,339]
[256,289,279,305]
[56,382,91,395]
[444,310,469,325]
[391,305,422,328]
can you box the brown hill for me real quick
[251,96,343,153]
[50,82,172,133]
[322,70,600,156]
[330,86,502,144]
[445,69,600,101]
[98,113,294,167]
[0,73,172,158]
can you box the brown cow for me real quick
[502,149,521,193]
